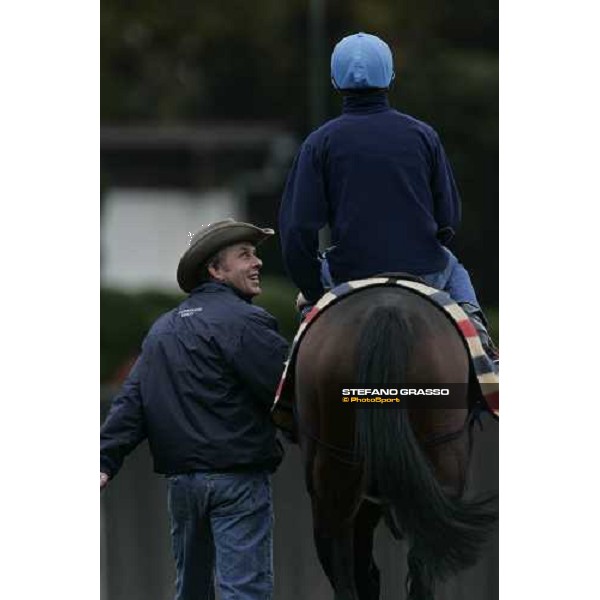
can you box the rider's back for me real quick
[297,93,459,280]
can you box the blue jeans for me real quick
[167,472,274,600]
[418,247,481,310]
[320,247,481,310]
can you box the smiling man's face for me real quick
[207,242,264,297]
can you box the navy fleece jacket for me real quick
[279,92,461,302]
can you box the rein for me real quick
[421,423,468,448]
[293,404,362,466]
[294,404,476,466]
[422,411,481,465]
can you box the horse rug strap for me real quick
[271,277,499,436]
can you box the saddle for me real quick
[372,272,428,285]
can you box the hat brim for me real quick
[177,222,274,292]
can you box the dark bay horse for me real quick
[294,286,497,600]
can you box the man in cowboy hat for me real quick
[100,219,289,600]
[279,32,498,364]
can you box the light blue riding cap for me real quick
[331,32,395,90]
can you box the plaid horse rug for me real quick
[271,276,499,435]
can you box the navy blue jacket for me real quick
[100,282,289,477]
[279,93,461,302]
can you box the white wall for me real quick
[101,188,244,291]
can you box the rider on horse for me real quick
[279,32,498,365]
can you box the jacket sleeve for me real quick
[279,141,328,302]
[100,356,147,479]
[430,131,461,242]
[229,313,290,410]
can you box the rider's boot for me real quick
[459,303,499,373]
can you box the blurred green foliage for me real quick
[101,277,498,383]
[253,276,299,341]
[101,0,497,131]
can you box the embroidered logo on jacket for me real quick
[178,307,203,318]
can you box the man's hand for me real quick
[296,292,316,320]
[100,472,110,490]
[295,292,309,312]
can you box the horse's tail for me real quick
[355,305,497,598]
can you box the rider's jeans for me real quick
[167,471,274,600]
[320,247,481,311]
[417,247,481,310]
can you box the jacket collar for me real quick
[342,92,390,115]
[190,281,254,303]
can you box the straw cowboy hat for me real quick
[177,219,275,292]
